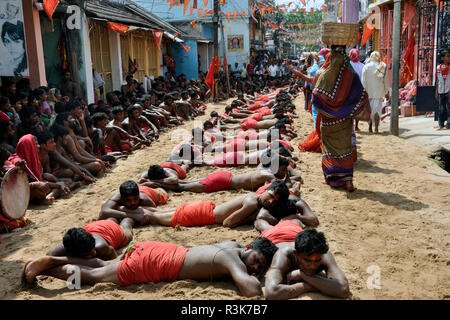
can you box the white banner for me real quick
[0,0,29,76]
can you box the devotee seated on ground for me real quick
[100,180,289,229]
[264,229,350,299]
[22,238,278,298]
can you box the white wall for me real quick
[109,30,123,89]
[82,13,95,104]
[220,19,250,67]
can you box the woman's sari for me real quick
[312,51,371,187]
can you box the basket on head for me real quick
[321,22,359,47]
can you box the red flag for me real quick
[152,30,163,50]
[206,56,220,94]
[261,7,266,18]
[402,1,416,33]
[227,12,231,23]
[203,0,208,7]
[301,8,306,15]
[361,21,374,47]
[233,11,238,21]
[181,43,191,52]
[173,33,179,41]
[107,22,129,33]
[189,6,195,18]
[293,9,297,13]
[241,11,246,19]
[205,9,213,20]
[400,29,415,87]
[191,20,196,28]
[322,5,328,12]
[43,0,60,23]
[311,8,314,15]
[271,24,278,29]
[183,0,191,16]
[169,0,175,11]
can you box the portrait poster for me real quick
[227,35,244,52]
[0,0,29,76]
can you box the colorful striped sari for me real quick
[312,52,370,187]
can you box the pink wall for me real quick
[22,0,47,88]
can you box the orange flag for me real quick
[189,6,195,18]
[191,20,197,28]
[293,9,297,13]
[227,12,231,23]
[173,33,179,40]
[298,24,302,29]
[203,0,208,7]
[322,5,328,12]
[43,0,60,24]
[301,8,306,14]
[361,21,374,47]
[183,0,191,16]
[252,9,255,16]
[241,11,246,19]
[198,8,204,20]
[169,0,175,11]
[261,7,266,18]
[271,24,277,29]
[181,43,191,52]
[233,11,238,21]
[300,0,306,5]
[311,8,314,15]
[107,22,129,33]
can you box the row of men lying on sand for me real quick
[22,93,349,300]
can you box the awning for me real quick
[368,0,394,10]
[197,39,213,44]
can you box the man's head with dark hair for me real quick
[63,228,96,258]
[294,229,329,276]
[126,105,140,119]
[257,179,289,209]
[203,120,214,130]
[270,141,292,158]
[112,106,124,115]
[19,106,38,125]
[225,105,233,113]
[35,131,55,152]
[268,199,298,220]
[54,101,67,114]
[148,165,166,180]
[66,99,82,112]
[261,154,289,178]
[91,112,108,128]
[50,124,69,143]
[210,111,219,118]
[119,180,140,210]
[241,237,278,276]
[55,112,70,127]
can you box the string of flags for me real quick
[163,0,325,28]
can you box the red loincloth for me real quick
[212,152,245,167]
[256,107,272,116]
[83,220,128,249]
[160,162,187,179]
[171,200,216,227]
[223,138,246,152]
[200,171,233,193]
[117,242,189,286]
[260,220,304,244]
[138,186,169,205]
[240,118,258,131]
[237,130,258,140]
[249,113,263,122]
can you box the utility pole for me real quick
[390,0,401,136]
[213,0,219,102]
[220,15,231,98]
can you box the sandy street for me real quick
[1,95,449,300]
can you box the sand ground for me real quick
[1,94,449,300]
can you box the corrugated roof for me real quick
[85,1,158,28]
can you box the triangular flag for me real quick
[301,8,306,14]
[152,30,163,50]
[191,20,196,28]
[169,0,175,11]
[205,9,211,21]
[311,8,314,15]
[252,9,255,16]
[189,6,195,18]
[227,12,231,23]
[198,8,204,20]
[173,33,179,41]
[288,1,292,7]
[271,24,277,29]
[233,11,238,21]
[203,0,208,7]
[300,0,306,6]
[241,11,246,19]
[361,20,375,47]
[293,9,297,13]
[43,0,60,25]
[107,22,129,33]
[183,0,191,16]
[261,7,266,18]
[181,43,191,52]
[322,5,328,12]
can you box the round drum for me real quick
[0,167,30,220]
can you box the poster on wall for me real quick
[0,0,29,76]
[227,35,244,52]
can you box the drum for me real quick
[0,167,30,221]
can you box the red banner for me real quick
[206,56,220,94]
[43,0,60,23]
[361,21,374,47]
[400,29,415,87]
[152,30,163,50]
[107,22,129,33]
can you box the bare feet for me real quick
[291,181,302,197]
[42,195,55,205]
[345,181,357,192]
[70,181,82,191]
[22,257,54,286]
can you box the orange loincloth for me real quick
[171,200,216,227]
[83,220,128,249]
